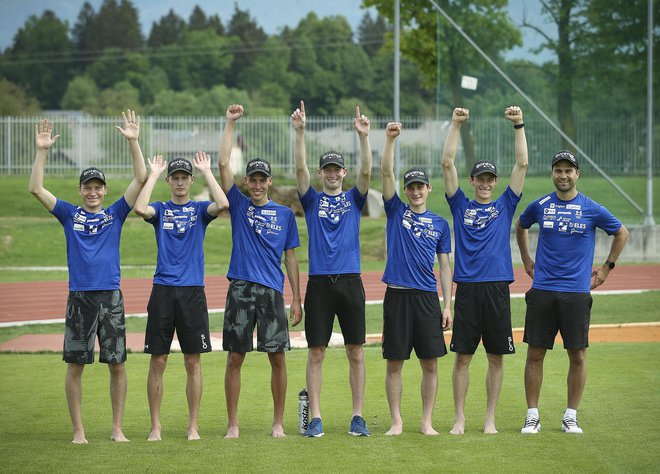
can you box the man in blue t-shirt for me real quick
[134,152,228,441]
[442,106,528,435]
[291,100,373,437]
[218,104,303,439]
[28,110,147,444]
[380,122,453,436]
[516,150,628,435]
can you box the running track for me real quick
[2,265,660,324]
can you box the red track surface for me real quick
[2,265,660,324]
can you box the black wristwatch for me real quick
[605,260,616,270]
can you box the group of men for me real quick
[29,103,628,443]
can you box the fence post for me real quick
[6,117,11,175]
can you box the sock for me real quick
[527,408,539,419]
[564,408,577,420]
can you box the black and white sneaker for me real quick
[521,415,541,434]
[561,417,583,434]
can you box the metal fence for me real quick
[1,115,657,177]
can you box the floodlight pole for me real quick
[394,0,401,190]
[645,0,655,226]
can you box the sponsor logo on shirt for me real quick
[566,204,581,210]
[183,206,195,212]
[544,208,556,215]
[539,196,551,205]
[318,194,351,223]
[163,222,174,230]
[74,223,85,232]
[543,221,554,228]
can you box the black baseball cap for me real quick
[79,167,106,185]
[319,151,345,169]
[552,150,579,170]
[470,161,498,177]
[167,158,193,176]
[403,167,430,187]
[246,158,272,177]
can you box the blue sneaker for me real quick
[348,415,371,436]
[304,417,324,437]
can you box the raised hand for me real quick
[452,107,469,123]
[354,106,370,136]
[385,121,402,139]
[226,104,244,122]
[291,100,306,131]
[193,151,212,172]
[504,105,523,124]
[35,120,60,150]
[115,109,140,141]
[148,155,167,176]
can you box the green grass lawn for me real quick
[0,344,658,473]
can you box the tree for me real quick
[226,4,268,87]
[3,10,74,109]
[0,79,41,115]
[60,76,99,112]
[72,2,96,53]
[85,0,144,51]
[189,5,208,30]
[358,12,391,57]
[363,0,521,171]
[147,9,186,47]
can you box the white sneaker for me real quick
[521,416,541,434]
[561,417,583,434]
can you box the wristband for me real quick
[605,260,616,270]
[514,123,525,129]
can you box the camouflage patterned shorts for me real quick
[63,290,126,364]
[222,280,290,353]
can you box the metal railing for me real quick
[1,115,657,177]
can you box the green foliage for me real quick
[60,76,99,111]
[0,79,40,115]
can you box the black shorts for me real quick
[304,274,366,347]
[144,284,211,355]
[523,288,592,350]
[223,280,290,353]
[63,290,126,364]
[382,287,447,360]
[450,282,515,355]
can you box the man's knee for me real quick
[345,344,364,365]
[150,355,168,373]
[307,346,326,365]
[184,354,201,374]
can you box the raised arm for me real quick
[354,105,372,195]
[284,248,303,327]
[441,107,468,199]
[381,122,402,201]
[115,109,147,207]
[590,225,629,289]
[28,120,60,211]
[291,100,310,195]
[505,106,528,196]
[438,252,453,330]
[193,150,228,217]
[515,219,535,279]
[134,155,167,220]
[218,104,244,192]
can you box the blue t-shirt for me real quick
[381,193,451,292]
[51,197,131,291]
[447,186,521,283]
[226,184,300,294]
[147,200,215,286]
[518,192,622,292]
[299,186,366,275]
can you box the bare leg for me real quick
[484,353,503,434]
[306,346,326,420]
[108,362,129,442]
[384,359,404,435]
[224,351,245,438]
[269,352,287,438]
[419,358,439,436]
[524,346,547,409]
[450,353,472,435]
[147,354,168,441]
[346,344,366,417]
[566,349,587,409]
[184,353,202,440]
[65,363,87,444]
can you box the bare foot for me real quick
[147,428,161,441]
[384,422,403,436]
[111,431,130,442]
[449,421,465,435]
[484,421,498,434]
[225,425,239,439]
[71,435,88,444]
[272,425,286,438]
[421,426,439,436]
[188,429,201,441]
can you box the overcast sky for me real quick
[0,0,554,62]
